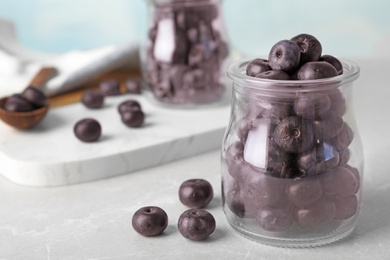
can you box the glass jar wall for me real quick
[221,58,363,247]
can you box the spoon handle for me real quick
[29,67,57,87]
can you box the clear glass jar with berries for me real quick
[140,0,230,107]
[221,34,363,247]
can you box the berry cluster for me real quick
[74,78,144,142]
[81,78,142,109]
[246,34,342,80]
[223,34,360,232]
[118,100,145,128]
[145,0,228,104]
[132,178,216,241]
[3,86,47,113]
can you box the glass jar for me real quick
[221,58,363,247]
[140,0,229,107]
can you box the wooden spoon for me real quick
[0,67,57,129]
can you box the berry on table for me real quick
[74,118,101,142]
[177,209,216,241]
[179,179,214,209]
[132,206,168,237]
[81,90,104,109]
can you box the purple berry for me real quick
[132,206,168,237]
[294,94,331,119]
[288,178,323,207]
[273,116,314,153]
[298,143,340,176]
[121,110,145,128]
[188,44,205,66]
[255,70,290,80]
[259,102,290,120]
[81,90,104,109]
[187,27,199,43]
[168,65,188,90]
[291,33,322,64]
[4,94,34,112]
[118,100,141,114]
[125,78,142,94]
[297,61,338,80]
[268,40,300,72]
[338,148,351,166]
[246,58,271,77]
[294,198,336,228]
[99,79,121,96]
[334,195,358,220]
[257,207,293,232]
[226,187,245,218]
[320,55,343,75]
[179,179,214,209]
[218,41,229,61]
[297,149,318,176]
[332,123,354,151]
[345,164,360,184]
[321,167,359,198]
[74,118,101,142]
[21,86,47,108]
[313,111,344,140]
[328,90,347,116]
[242,172,284,207]
[225,142,246,179]
[177,209,216,241]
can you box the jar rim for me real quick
[227,58,360,93]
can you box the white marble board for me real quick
[0,94,230,187]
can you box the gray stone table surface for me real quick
[1,59,390,260]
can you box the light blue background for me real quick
[0,0,389,58]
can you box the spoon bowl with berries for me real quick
[0,67,56,129]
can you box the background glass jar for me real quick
[221,58,363,247]
[140,0,229,107]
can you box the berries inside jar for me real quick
[143,0,229,105]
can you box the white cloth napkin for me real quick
[0,18,140,98]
